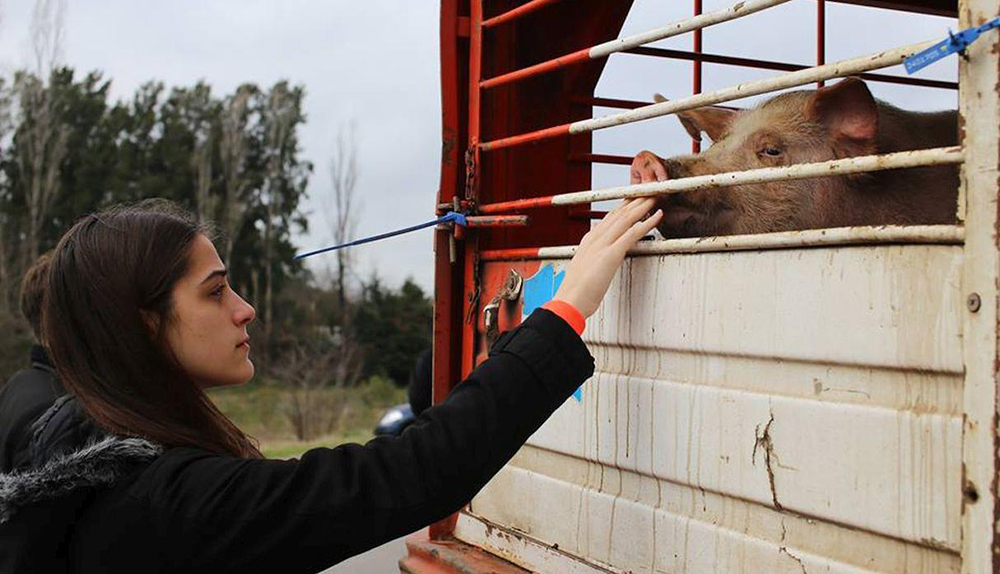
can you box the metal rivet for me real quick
[967,293,982,313]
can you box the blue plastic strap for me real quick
[294,212,467,261]
[905,17,1000,74]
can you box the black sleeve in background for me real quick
[140,308,594,574]
[407,347,433,416]
[0,367,61,473]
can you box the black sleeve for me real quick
[407,347,433,416]
[0,369,61,472]
[137,308,594,573]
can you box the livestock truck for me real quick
[400,0,995,572]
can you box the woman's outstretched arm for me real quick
[130,199,663,573]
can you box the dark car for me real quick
[373,403,415,436]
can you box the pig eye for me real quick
[761,147,783,157]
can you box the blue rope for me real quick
[905,17,1000,74]
[294,212,467,261]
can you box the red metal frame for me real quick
[416,0,958,570]
[693,0,703,153]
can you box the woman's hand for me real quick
[553,198,663,318]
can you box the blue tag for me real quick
[904,37,958,74]
[905,18,1000,74]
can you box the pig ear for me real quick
[655,93,737,143]
[807,77,879,154]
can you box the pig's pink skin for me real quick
[631,78,958,239]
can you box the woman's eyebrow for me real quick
[199,269,227,285]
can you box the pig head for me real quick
[631,78,958,239]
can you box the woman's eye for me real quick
[210,285,225,298]
[762,147,783,157]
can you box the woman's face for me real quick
[162,234,256,388]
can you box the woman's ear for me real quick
[139,309,161,336]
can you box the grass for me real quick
[208,376,407,460]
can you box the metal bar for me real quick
[576,94,746,110]
[568,210,610,220]
[479,48,591,90]
[623,45,959,90]
[480,123,573,152]
[692,0,703,154]
[481,0,563,28]
[575,96,651,109]
[464,215,530,227]
[958,1,1000,571]
[570,153,633,165]
[829,0,957,17]
[479,0,793,90]
[817,0,826,88]
[462,0,483,375]
[480,37,942,152]
[479,225,965,261]
[478,146,963,213]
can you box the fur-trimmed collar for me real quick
[0,435,161,524]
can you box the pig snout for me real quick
[629,151,690,183]
[629,151,726,238]
[630,151,669,184]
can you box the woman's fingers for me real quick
[614,209,663,251]
[552,198,660,318]
[599,198,658,245]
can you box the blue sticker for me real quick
[522,264,584,402]
[905,17,1000,75]
[521,264,566,319]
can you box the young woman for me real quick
[0,197,662,573]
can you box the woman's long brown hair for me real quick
[44,200,262,458]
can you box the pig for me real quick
[630,77,958,239]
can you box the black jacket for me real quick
[0,346,65,471]
[0,309,594,573]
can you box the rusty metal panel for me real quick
[457,242,964,573]
[957,1,1000,572]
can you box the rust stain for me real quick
[752,412,782,511]
[441,127,456,166]
[778,545,808,574]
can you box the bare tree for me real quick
[218,86,254,265]
[189,87,218,224]
[0,79,13,311]
[192,137,214,222]
[29,0,65,76]
[258,83,297,363]
[17,0,69,269]
[325,123,360,314]
[275,341,361,441]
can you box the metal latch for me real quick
[483,269,523,344]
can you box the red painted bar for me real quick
[829,0,954,17]
[577,96,651,109]
[570,153,634,165]
[569,210,610,220]
[693,0,703,154]
[478,195,555,214]
[817,0,826,88]
[478,122,572,152]
[482,0,564,28]
[623,46,958,90]
[465,215,530,227]
[480,247,544,261]
[480,47,590,90]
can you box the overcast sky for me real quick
[0,1,956,292]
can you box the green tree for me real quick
[353,277,433,387]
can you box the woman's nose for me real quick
[233,294,256,325]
